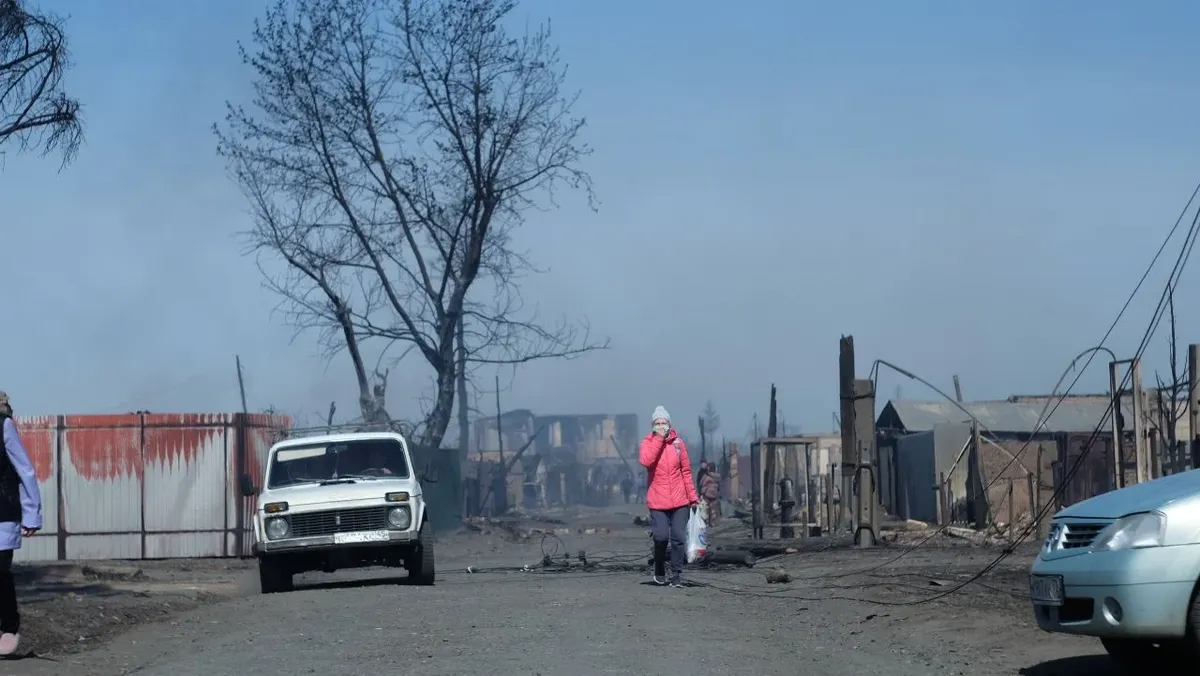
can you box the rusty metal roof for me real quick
[881,397,1134,434]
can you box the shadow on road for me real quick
[1019,655,1120,676]
[297,576,411,592]
[22,583,119,605]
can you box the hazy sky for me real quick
[4,1,1199,441]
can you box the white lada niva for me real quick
[239,429,434,593]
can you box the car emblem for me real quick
[1043,523,1065,553]
[334,514,341,526]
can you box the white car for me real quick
[1030,470,1200,667]
[238,430,434,593]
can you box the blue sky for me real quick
[5,0,1200,441]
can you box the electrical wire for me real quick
[815,346,1118,581]
[782,181,1200,605]
[809,181,1200,583]
[447,187,1200,605]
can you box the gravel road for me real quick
[5,508,1120,676]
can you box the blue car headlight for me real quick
[1089,512,1166,552]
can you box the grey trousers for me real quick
[649,507,689,580]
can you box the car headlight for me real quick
[1089,512,1166,552]
[265,516,290,540]
[388,506,412,530]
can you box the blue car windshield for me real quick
[267,438,409,488]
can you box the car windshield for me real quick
[267,438,410,488]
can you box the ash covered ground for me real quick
[5,505,1118,676]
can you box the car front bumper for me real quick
[254,530,416,555]
[1031,546,1196,639]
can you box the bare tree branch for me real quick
[1155,285,1186,463]
[0,0,81,165]
[216,0,605,447]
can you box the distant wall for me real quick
[13,413,290,562]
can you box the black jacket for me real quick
[0,415,24,524]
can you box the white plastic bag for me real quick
[686,504,709,563]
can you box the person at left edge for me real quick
[0,392,42,656]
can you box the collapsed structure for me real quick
[463,410,641,515]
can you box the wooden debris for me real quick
[703,550,757,568]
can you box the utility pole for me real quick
[235,355,248,414]
[1109,361,1124,492]
[1189,345,1200,468]
[969,421,987,529]
[1131,359,1150,484]
[840,335,877,547]
[838,337,855,535]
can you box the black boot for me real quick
[653,541,668,584]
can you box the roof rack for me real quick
[278,421,410,440]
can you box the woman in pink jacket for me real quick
[639,406,698,587]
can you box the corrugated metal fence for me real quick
[12,412,291,562]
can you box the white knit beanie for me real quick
[651,406,671,424]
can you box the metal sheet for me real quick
[12,416,58,560]
[231,415,289,556]
[12,534,56,562]
[144,532,224,558]
[6,412,291,561]
[143,414,227,533]
[885,398,1134,435]
[61,415,143,535]
[67,534,140,560]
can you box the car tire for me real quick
[1102,637,1188,672]
[407,522,435,586]
[259,556,294,594]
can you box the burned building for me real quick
[468,410,639,511]
[876,396,1142,526]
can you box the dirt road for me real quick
[5,508,1118,675]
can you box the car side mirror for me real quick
[238,473,256,497]
[419,462,440,484]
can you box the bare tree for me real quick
[1155,286,1187,468]
[0,0,81,162]
[216,0,605,447]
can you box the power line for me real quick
[814,181,1200,604]
[442,181,1200,607]
[802,181,1200,584]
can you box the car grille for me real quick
[288,507,389,538]
[1060,521,1111,549]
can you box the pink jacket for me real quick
[639,430,698,511]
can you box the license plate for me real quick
[1030,574,1064,606]
[333,530,390,545]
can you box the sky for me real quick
[5,0,1200,443]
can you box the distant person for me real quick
[0,392,41,656]
[620,473,633,504]
[698,461,722,524]
[639,406,698,588]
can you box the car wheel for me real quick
[1101,637,1188,671]
[259,556,294,594]
[406,522,435,586]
